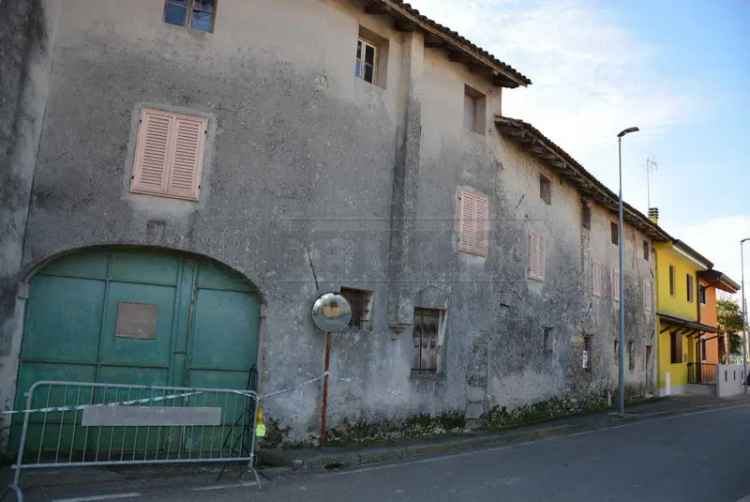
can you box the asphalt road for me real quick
[23,404,750,501]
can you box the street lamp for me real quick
[617,126,639,415]
[741,238,749,392]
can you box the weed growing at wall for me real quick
[482,392,609,431]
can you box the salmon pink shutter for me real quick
[475,194,489,256]
[167,114,206,199]
[131,108,206,201]
[458,191,489,257]
[132,109,172,195]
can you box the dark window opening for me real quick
[582,203,591,229]
[669,265,675,296]
[610,222,619,245]
[614,339,619,366]
[543,327,553,353]
[340,287,373,329]
[643,240,649,261]
[540,175,552,205]
[699,285,707,305]
[413,308,442,372]
[686,274,694,302]
[583,335,592,372]
[628,341,635,371]
[670,331,682,364]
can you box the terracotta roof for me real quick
[494,116,671,242]
[363,0,531,88]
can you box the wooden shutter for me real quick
[537,233,545,280]
[132,109,172,195]
[131,108,206,201]
[528,232,544,280]
[458,191,489,257]
[167,114,206,199]
[612,266,620,300]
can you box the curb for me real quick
[258,399,750,476]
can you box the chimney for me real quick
[648,207,659,224]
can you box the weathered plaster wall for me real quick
[1,0,658,448]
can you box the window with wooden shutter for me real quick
[612,265,620,301]
[528,231,545,281]
[643,279,652,313]
[412,308,442,373]
[131,108,206,201]
[457,191,489,257]
[592,262,603,297]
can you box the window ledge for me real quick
[410,370,443,381]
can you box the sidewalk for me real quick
[2,393,749,500]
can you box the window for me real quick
[699,285,707,305]
[646,345,653,369]
[539,175,551,205]
[582,203,591,229]
[670,331,682,364]
[700,339,707,361]
[164,0,216,32]
[686,274,694,302]
[464,85,486,134]
[457,191,489,256]
[340,287,373,329]
[582,335,592,371]
[643,240,649,261]
[610,222,619,245]
[628,341,635,371]
[643,279,653,313]
[528,231,546,281]
[355,38,377,84]
[543,327,553,354]
[611,265,620,301]
[413,308,442,373]
[131,108,207,201]
[669,265,675,296]
[614,339,619,365]
[593,262,605,297]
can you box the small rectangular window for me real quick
[628,341,635,371]
[643,279,652,313]
[582,203,591,229]
[699,285,707,305]
[611,265,620,301]
[413,308,443,373]
[464,85,486,134]
[614,339,619,366]
[131,108,207,201]
[670,331,682,364]
[355,38,377,84]
[669,265,675,296]
[582,335,592,371]
[593,262,604,297]
[164,0,215,32]
[700,339,707,361]
[643,240,649,261]
[528,231,546,281]
[543,327,553,354]
[610,222,619,245]
[686,274,694,302]
[539,175,551,205]
[457,191,489,257]
[340,287,374,329]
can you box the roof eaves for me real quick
[673,240,713,269]
[367,0,532,88]
[494,116,671,242]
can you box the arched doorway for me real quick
[14,247,261,408]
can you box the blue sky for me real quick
[409,0,750,290]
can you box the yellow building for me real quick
[655,240,715,395]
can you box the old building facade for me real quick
[1,0,664,448]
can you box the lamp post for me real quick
[741,238,749,392]
[617,126,639,415]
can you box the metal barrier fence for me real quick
[3,381,260,502]
[687,362,718,385]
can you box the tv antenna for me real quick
[646,157,658,208]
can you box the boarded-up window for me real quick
[457,191,489,256]
[340,287,373,330]
[539,175,551,204]
[131,108,207,201]
[413,308,442,372]
[592,262,605,297]
[528,231,545,281]
[115,303,158,340]
[643,279,653,313]
[611,265,620,301]
[670,331,682,364]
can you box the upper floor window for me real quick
[464,85,486,134]
[539,175,551,205]
[355,27,388,87]
[686,274,694,302]
[643,240,649,261]
[592,262,605,298]
[164,0,216,33]
[528,231,546,281]
[457,190,489,257]
[581,202,591,229]
[413,308,443,373]
[669,265,675,296]
[611,265,620,301]
[340,287,374,330]
[131,108,207,201]
[610,222,619,245]
[699,285,707,305]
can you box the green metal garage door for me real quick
[14,247,260,407]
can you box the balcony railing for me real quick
[687,362,717,385]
